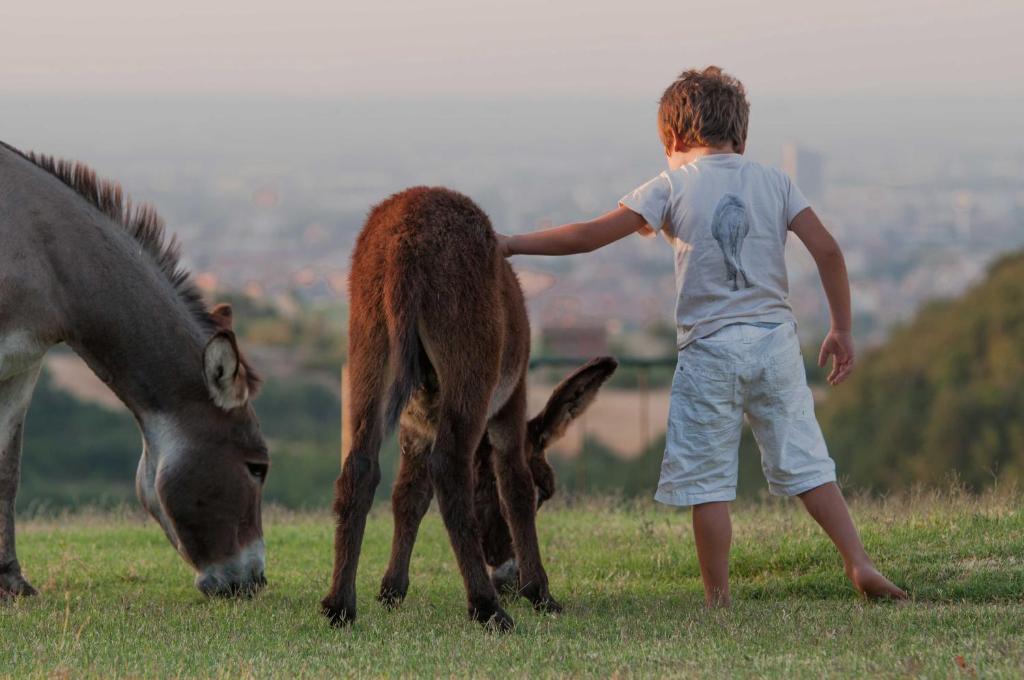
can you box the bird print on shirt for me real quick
[711,193,753,291]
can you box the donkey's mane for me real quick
[5,142,260,393]
[26,150,213,326]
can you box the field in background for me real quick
[528,380,670,459]
[2,490,1023,678]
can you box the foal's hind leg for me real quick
[419,358,507,630]
[0,364,42,598]
[488,379,561,613]
[321,322,387,626]
[428,399,512,630]
[378,425,434,607]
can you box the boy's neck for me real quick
[667,142,742,170]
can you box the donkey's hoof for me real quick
[470,603,515,632]
[377,584,407,609]
[321,596,356,628]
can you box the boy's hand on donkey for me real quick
[818,330,855,386]
[495,233,514,258]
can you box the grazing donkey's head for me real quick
[135,303,269,597]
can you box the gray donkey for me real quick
[0,142,269,598]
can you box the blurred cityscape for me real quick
[9,95,1021,347]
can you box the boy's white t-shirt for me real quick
[620,153,810,349]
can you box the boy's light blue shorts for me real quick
[655,321,837,507]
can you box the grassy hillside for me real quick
[2,490,1022,678]
[821,252,1024,491]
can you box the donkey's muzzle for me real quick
[194,540,267,598]
[196,570,267,598]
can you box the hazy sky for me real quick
[3,0,1022,98]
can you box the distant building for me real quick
[952,190,974,239]
[781,143,825,203]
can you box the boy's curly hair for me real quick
[658,66,749,153]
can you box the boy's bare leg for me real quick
[692,501,732,607]
[798,482,907,600]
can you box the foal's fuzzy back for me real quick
[349,186,503,429]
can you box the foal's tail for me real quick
[382,273,422,432]
[366,185,497,433]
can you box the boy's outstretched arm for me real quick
[790,207,855,386]
[497,207,647,257]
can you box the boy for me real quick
[496,66,906,606]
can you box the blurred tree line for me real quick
[818,252,1024,492]
[18,292,352,512]
[18,370,348,512]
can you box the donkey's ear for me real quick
[527,356,618,450]
[203,330,250,411]
[210,303,234,331]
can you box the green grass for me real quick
[2,489,1023,678]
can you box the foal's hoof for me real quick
[0,571,37,598]
[470,603,515,632]
[519,579,562,614]
[532,594,563,614]
[377,584,407,609]
[321,596,356,628]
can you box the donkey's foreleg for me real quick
[429,408,512,631]
[488,381,561,613]
[0,364,41,598]
[321,398,384,627]
[378,426,434,608]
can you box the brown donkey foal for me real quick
[322,186,615,630]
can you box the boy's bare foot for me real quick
[846,563,907,601]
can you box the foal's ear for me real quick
[203,330,250,411]
[527,356,618,450]
[210,303,234,331]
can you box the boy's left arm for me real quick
[496,207,647,257]
[790,207,855,386]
